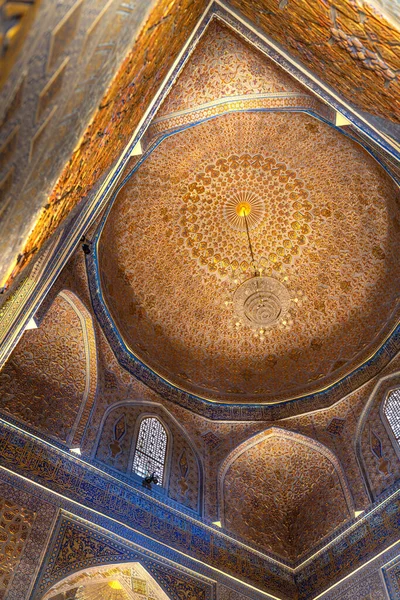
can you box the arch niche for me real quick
[94,401,204,514]
[0,289,97,446]
[355,373,400,502]
[219,427,354,561]
[41,562,172,600]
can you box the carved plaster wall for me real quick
[228,0,400,124]
[95,403,202,512]
[0,290,97,445]
[155,20,318,119]
[356,374,400,500]
[220,429,353,560]
[3,0,209,286]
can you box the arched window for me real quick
[132,417,167,485]
[383,389,400,445]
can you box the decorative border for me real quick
[215,2,400,161]
[0,418,296,599]
[0,422,398,599]
[34,513,216,600]
[382,554,400,599]
[58,290,98,447]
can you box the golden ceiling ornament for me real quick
[230,202,296,338]
[224,191,266,231]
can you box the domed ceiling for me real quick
[99,109,400,404]
[96,20,400,406]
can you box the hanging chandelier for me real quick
[229,200,296,339]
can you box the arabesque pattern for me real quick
[222,434,351,560]
[0,496,35,600]
[99,110,400,403]
[157,20,309,117]
[0,294,87,443]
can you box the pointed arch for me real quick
[57,290,98,447]
[41,562,173,600]
[94,400,204,515]
[0,288,97,446]
[355,372,400,501]
[219,426,354,514]
[218,427,354,560]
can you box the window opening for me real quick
[132,417,167,485]
[383,389,400,444]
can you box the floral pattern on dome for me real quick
[99,110,400,404]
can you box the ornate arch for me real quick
[355,372,400,501]
[219,426,354,517]
[0,288,97,446]
[41,562,173,600]
[93,400,204,514]
[58,290,98,448]
[218,427,354,560]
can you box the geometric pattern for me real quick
[382,556,400,600]
[0,496,36,600]
[326,418,346,436]
[34,514,215,600]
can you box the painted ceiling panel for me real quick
[99,108,400,403]
[221,431,352,560]
[2,0,398,297]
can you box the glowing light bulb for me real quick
[108,581,123,589]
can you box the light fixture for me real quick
[70,447,81,455]
[212,520,222,527]
[229,202,295,337]
[108,580,123,589]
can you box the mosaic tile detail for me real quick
[383,555,400,599]
[0,496,36,599]
[37,515,215,600]
[326,418,346,436]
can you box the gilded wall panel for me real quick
[228,0,400,123]
[3,0,209,286]
[221,432,352,560]
[0,496,35,599]
[157,20,312,119]
[0,0,156,286]
[0,293,88,443]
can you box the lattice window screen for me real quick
[384,389,400,443]
[132,418,167,485]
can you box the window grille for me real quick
[383,389,400,443]
[132,417,167,485]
